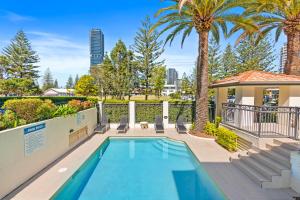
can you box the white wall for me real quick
[0,108,97,199]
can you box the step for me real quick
[266,143,291,158]
[259,149,291,168]
[239,156,279,180]
[231,159,270,187]
[158,139,186,148]
[247,151,288,174]
[273,139,300,151]
[152,143,190,158]
[155,140,188,152]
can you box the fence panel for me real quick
[103,103,129,123]
[135,103,163,123]
[222,103,299,139]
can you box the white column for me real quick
[163,101,169,128]
[235,86,255,128]
[129,101,135,128]
[288,86,300,107]
[216,87,228,117]
[98,101,103,121]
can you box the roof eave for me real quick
[210,81,300,88]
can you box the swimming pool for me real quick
[51,137,227,200]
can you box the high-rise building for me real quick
[167,68,178,85]
[279,43,287,73]
[90,28,104,67]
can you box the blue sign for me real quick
[24,123,46,135]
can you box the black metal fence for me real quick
[222,103,300,139]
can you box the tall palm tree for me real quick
[152,0,257,132]
[243,0,300,75]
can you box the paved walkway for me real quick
[9,129,299,200]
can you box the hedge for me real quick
[0,96,88,107]
[169,102,195,123]
[216,127,238,152]
[204,120,238,152]
[0,98,94,131]
[135,103,163,123]
[103,103,129,123]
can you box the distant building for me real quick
[279,43,287,73]
[167,68,178,85]
[43,88,75,96]
[162,84,177,96]
[163,68,180,96]
[90,28,104,67]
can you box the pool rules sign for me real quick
[24,123,46,156]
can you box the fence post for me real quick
[163,101,169,128]
[294,107,299,140]
[129,101,135,128]
[258,107,262,137]
[97,101,103,124]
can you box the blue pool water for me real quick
[52,137,227,200]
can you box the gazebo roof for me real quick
[211,70,300,88]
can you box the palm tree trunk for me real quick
[285,31,300,75]
[195,31,209,132]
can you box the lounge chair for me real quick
[117,116,129,133]
[95,115,110,134]
[155,116,164,133]
[176,116,187,134]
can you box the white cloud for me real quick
[1,11,35,22]
[27,31,90,87]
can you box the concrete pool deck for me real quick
[8,128,299,200]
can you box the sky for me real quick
[0,0,286,87]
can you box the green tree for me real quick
[0,55,8,79]
[66,75,74,89]
[3,30,40,79]
[42,68,54,91]
[208,37,221,82]
[74,74,79,86]
[181,72,193,95]
[54,79,58,88]
[153,0,256,131]
[150,66,166,98]
[243,0,300,75]
[0,78,40,96]
[97,40,136,99]
[132,16,164,100]
[235,36,275,73]
[219,44,238,78]
[75,75,98,96]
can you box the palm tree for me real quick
[152,0,257,132]
[243,0,300,75]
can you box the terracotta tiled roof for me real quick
[211,70,300,88]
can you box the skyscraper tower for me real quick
[167,68,178,85]
[90,28,104,67]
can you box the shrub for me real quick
[135,103,163,123]
[169,102,195,123]
[68,100,83,111]
[3,99,43,123]
[215,116,222,128]
[216,127,238,152]
[81,101,93,109]
[0,96,88,107]
[189,122,195,131]
[36,100,57,120]
[52,105,77,118]
[87,97,99,104]
[204,122,218,136]
[0,110,26,129]
[103,103,129,123]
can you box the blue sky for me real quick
[0,0,286,87]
